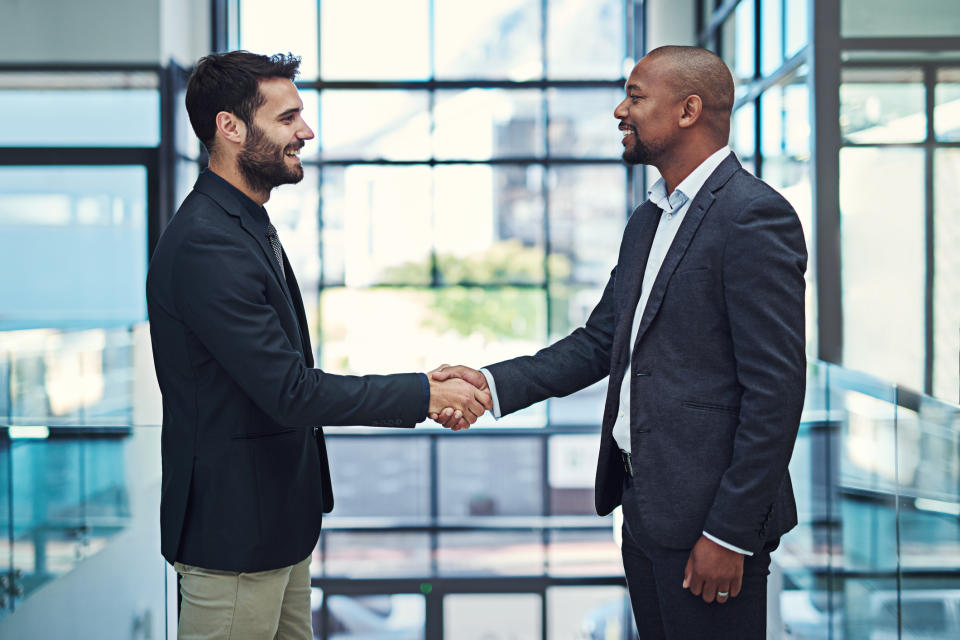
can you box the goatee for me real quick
[622,138,662,166]
[237,124,304,195]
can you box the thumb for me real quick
[430,364,452,381]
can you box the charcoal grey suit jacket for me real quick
[486,153,807,554]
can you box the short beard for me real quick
[237,123,303,195]
[622,137,664,166]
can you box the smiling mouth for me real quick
[619,125,636,144]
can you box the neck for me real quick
[208,155,271,206]
[656,143,724,195]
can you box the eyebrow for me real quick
[276,106,302,120]
[625,83,643,92]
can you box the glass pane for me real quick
[546,587,632,639]
[842,576,898,639]
[0,166,147,330]
[438,531,544,575]
[321,531,430,578]
[323,594,425,639]
[721,0,756,85]
[434,0,542,80]
[444,593,542,637]
[840,68,926,143]
[0,89,159,147]
[548,435,599,514]
[320,287,548,423]
[320,166,432,286]
[325,436,429,517]
[785,0,808,57]
[320,0,430,80]
[438,437,543,516]
[320,90,430,161]
[548,166,626,286]
[547,0,625,79]
[731,100,756,173]
[933,149,960,401]
[547,88,624,158]
[761,0,784,76]
[842,0,960,37]
[934,68,960,142]
[840,148,925,390]
[434,165,545,284]
[239,0,318,79]
[547,529,621,576]
[434,89,543,160]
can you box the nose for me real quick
[614,98,628,119]
[299,119,315,141]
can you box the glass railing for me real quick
[0,326,957,639]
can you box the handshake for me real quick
[425,364,491,431]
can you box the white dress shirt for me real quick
[482,146,749,555]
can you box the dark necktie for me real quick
[265,222,285,278]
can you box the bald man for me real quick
[432,46,807,639]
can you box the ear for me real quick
[214,111,246,147]
[678,95,704,129]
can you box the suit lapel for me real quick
[631,154,741,353]
[283,252,314,367]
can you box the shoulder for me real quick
[722,170,795,214]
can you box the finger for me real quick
[476,389,493,411]
[730,574,743,599]
[682,555,693,590]
[429,413,438,421]
[700,579,716,603]
[715,586,730,604]
[453,418,471,431]
[431,368,452,381]
[456,367,487,389]
[465,398,485,420]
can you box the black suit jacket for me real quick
[487,154,807,554]
[147,170,427,572]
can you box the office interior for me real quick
[0,0,958,637]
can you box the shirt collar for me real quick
[646,146,732,213]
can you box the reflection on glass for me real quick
[321,532,430,578]
[840,148,925,390]
[320,90,430,161]
[438,437,542,516]
[547,0,625,79]
[547,88,624,158]
[0,167,147,330]
[546,586,632,640]
[721,0,755,84]
[840,69,926,143]
[320,166,432,286]
[321,0,430,80]
[0,89,159,148]
[326,437,429,517]
[240,0,317,79]
[548,166,626,286]
[323,594,425,639]
[434,0,541,80]
[438,532,544,576]
[445,593,542,637]
[934,69,960,142]
[434,165,545,283]
[547,530,621,576]
[933,150,960,401]
[320,288,548,411]
[842,0,960,38]
[434,89,543,159]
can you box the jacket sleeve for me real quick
[702,192,808,552]
[485,267,617,416]
[173,225,427,428]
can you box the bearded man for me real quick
[146,51,489,639]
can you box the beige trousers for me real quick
[174,554,313,640]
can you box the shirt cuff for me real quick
[417,372,430,420]
[703,531,753,556]
[479,368,502,419]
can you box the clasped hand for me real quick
[426,364,490,430]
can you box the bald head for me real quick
[642,46,735,142]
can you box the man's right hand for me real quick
[429,365,491,430]
[427,364,491,429]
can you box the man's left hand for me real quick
[682,535,744,604]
